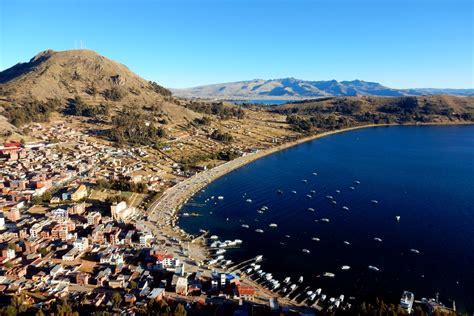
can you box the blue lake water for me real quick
[227,99,292,105]
[179,125,474,311]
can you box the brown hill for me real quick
[0,49,199,123]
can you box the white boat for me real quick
[210,235,219,240]
[290,284,297,291]
[335,189,341,194]
[323,272,335,278]
[215,249,226,255]
[255,255,263,262]
[410,248,420,254]
[332,200,337,205]
[321,218,330,223]
[354,180,361,184]
[339,294,345,302]
[374,237,383,242]
[321,294,327,301]
[310,190,316,194]
[342,206,349,211]
[329,297,336,303]
[349,186,355,190]
[306,194,312,198]
[308,207,315,212]
[307,290,314,296]
[302,179,308,183]
[269,223,278,228]
[246,198,253,203]
[313,172,318,176]
[291,190,297,194]
[285,234,291,238]
[182,212,190,217]
[312,237,320,242]
[400,291,414,314]
[255,229,264,233]
[341,265,351,270]
[368,265,381,272]
[396,215,401,221]
[343,241,351,245]
[326,195,333,199]
[283,277,291,284]
[241,224,250,229]
[315,288,322,296]
[298,276,304,283]
[371,199,379,204]
[309,293,316,301]
[302,249,310,254]
[257,210,264,214]
[217,196,224,200]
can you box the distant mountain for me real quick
[173,78,474,99]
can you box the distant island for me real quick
[172,78,474,99]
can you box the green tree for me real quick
[111,292,122,309]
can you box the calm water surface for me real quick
[179,125,474,311]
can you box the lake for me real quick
[179,125,474,311]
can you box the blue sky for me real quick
[1,0,472,88]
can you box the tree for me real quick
[111,292,122,309]
[42,191,52,203]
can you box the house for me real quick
[73,237,89,251]
[147,288,165,301]
[87,212,101,226]
[111,201,135,222]
[76,273,90,285]
[236,285,256,301]
[71,185,87,201]
[176,277,188,295]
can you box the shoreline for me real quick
[144,121,472,307]
[148,121,473,227]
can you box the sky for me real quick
[0,0,473,89]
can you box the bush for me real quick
[103,87,128,101]
[210,130,233,143]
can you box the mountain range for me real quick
[172,78,474,99]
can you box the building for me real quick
[71,184,88,201]
[0,213,4,230]
[236,285,256,301]
[147,288,165,301]
[73,237,89,251]
[111,201,135,222]
[176,277,188,296]
[87,212,101,226]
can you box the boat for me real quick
[309,293,316,301]
[257,210,264,214]
[321,294,327,301]
[302,179,308,183]
[283,277,291,284]
[341,265,351,270]
[210,235,219,240]
[277,190,283,194]
[302,249,310,254]
[217,196,224,200]
[290,284,297,291]
[261,206,269,210]
[354,180,361,184]
[310,190,316,194]
[371,199,379,204]
[241,224,250,229]
[349,186,355,190]
[343,241,351,245]
[410,248,420,254]
[285,234,291,238]
[313,172,318,176]
[298,276,304,283]
[306,290,313,296]
[255,229,264,233]
[315,288,322,296]
[246,198,253,203]
[312,237,320,242]
[326,195,333,199]
[335,189,341,194]
[321,218,330,223]
[182,212,190,217]
[308,207,315,212]
[339,294,345,302]
[332,200,337,205]
[255,255,263,262]
[396,215,401,221]
[215,249,226,255]
[400,291,414,314]
[269,223,278,228]
[329,297,336,303]
[291,190,297,194]
[342,206,349,211]
[368,265,381,272]
[323,272,335,278]
[374,237,383,242]
[306,194,312,198]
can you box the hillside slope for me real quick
[0,49,199,122]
